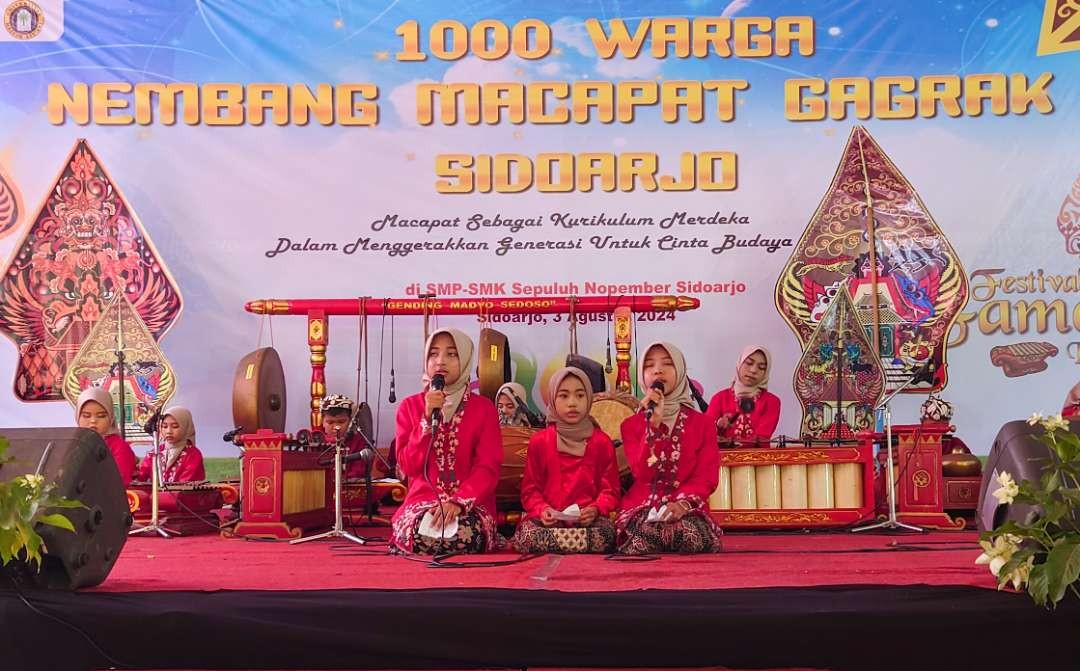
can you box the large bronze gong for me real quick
[477,328,511,401]
[232,347,287,433]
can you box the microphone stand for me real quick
[852,368,926,534]
[292,410,369,546]
[129,413,178,538]
[113,298,128,441]
[347,424,388,526]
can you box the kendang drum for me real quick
[497,425,536,509]
[589,391,637,477]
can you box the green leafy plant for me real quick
[978,413,1080,608]
[0,436,84,568]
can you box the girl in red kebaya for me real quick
[392,328,502,554]
[75,387,137,486]
[706,345,781,445]
[511,367,620,553]
[617,342,722,554]
[136,406,206,483]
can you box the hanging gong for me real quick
[477,328,511,401]
[565,353,607,394]
[232,347,287,434]
[353,401,374,445]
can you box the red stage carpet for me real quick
[91,529,994,593]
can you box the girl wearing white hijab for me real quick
[136,406,206,483]
[705,345,781,445]
[391,328,503,554]
[615,342,722,555]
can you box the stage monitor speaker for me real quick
[0,427,131,589]
[977,418,1080,533]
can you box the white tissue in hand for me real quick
[646,505,668,523]
[418,509,459,539]
[551,504,581,522]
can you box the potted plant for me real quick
[0,436,83,570]
[978,413,1080,607]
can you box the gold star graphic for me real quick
[333,18,344,30]
[374,50,390,61]
[512,131,523,140]
[552,47,563,56]
[405,152,416,161]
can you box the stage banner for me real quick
[0,0,1078,454]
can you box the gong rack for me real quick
[244,294,700,429]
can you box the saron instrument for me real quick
[709,441,875,528]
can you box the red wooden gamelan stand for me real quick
[245,295,699,427]
[863,423,967,530]
[232,429,333,539]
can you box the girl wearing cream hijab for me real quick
[495,382,532,427]
[136,406,206,483]
[75,387,137,486]
[705,345,781,445]
[391,328,503,554]
[615,342,722,555]
[511,367,621,553]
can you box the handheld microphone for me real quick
[644,380,665,421]
[430,373,446,432]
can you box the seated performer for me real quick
[136,406,206,483]
[1063,381,1080,419]
[617,342,722,554]
[392,328,502,554]
[511,367,620,553]
[496,382,533,427]
[320,394,369,479]
[76,387,137,486]
[706,345,781,445]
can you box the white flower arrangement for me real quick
[978,411,1080,607]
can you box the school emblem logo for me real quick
[3,1,44,40]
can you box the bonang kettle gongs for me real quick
[477,327,511,401]
[232,347,287,434]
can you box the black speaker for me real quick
[977,419,1080,533]
[0,427,131,589]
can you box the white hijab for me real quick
[733,345,771,398]
[638,342,695,430]
[421,328,475,418]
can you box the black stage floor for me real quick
[3,583,1078,671]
